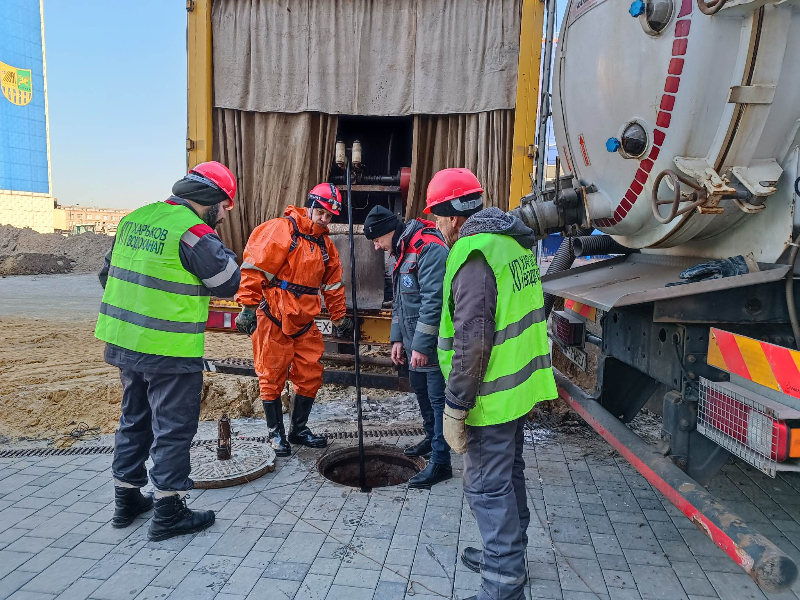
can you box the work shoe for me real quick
[112,487,153,529]
[288,395,327,448]
[148,495,215,542]
[263,399,292,457]
[460,546,529,582]
[461,546,482,573]
[404,438,432,457]
[408,462,452,489]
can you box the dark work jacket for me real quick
[389,219,448,372]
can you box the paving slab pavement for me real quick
[2,425,800,600]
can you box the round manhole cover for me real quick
[190,441,276,489]
[317,444,425,489]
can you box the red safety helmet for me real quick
[188,161,237,208]
[424,168,484,214]
[307,183,342,216]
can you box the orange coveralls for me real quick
[236,206,346,400]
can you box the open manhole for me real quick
[317,445,425,490]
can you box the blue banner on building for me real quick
[0,0,50,194]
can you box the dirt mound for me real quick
[0,317,263,445]
[0,317,407,446]
[0,225,113,276]
[0,253,76,275]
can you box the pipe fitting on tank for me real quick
[606,138,621,152]
[585,190,614,220]
[629,0,646,16]
[510,187,585,238]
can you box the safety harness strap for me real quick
[267,278,320,297]
[394,221,446,272]
[285,216,330,265]
[258,297,314,338]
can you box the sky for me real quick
[43,0,186,210]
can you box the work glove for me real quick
[667,255,753,286]
[332,316,355,340]
[235,306,257,336]
[443,404,468,454]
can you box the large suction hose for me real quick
[573,235,634,258]
[543,229,591,318]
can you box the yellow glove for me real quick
[443,404,468,454]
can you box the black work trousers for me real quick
[112,369,203,492]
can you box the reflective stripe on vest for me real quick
[95,201,211,358]
[438,233,557,426]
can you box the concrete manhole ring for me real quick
[190,441,276,489]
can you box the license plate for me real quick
[315,319,332,335]
[562,345,587,371]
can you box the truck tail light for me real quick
[551,310,586,347]
[206,309,237,332]
[698,378,800,475]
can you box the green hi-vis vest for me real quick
[438,233,557,426]
[95,201,211,358]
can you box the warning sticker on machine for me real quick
[579,134,591,167]
[568,0,610,26]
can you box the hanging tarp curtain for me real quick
[211,0,521,116]
[212,109,338,260]
[406,110,515,219]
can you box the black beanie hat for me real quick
[364,206,400,240]
[171,176,229,206]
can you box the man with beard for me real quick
[234,183,353,457]
[427,168,557,600]
[96,161,241,541]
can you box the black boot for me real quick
[263,399,292,457]
[147,495,215,542]
[408,462,452,489]
[460,546,529,582]
[460,546,482,573]
[112,487,153,528]
[287,395,327,448]
[404,438,432,457]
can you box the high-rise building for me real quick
[0,0,54,233]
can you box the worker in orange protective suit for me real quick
[235,183,353,457]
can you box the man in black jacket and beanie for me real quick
[364,206,452,488]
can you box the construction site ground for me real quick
[3,274,800,599]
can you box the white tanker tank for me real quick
[516,1,800,588]
[541,0,800,261]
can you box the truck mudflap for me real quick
[555,370,798,592]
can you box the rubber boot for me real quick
[404,438,432,457]
[287,394,327,448]
[263,399,291,457]
[408,462,452,489]
[147,495,215,542]
[112,487,153,528]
